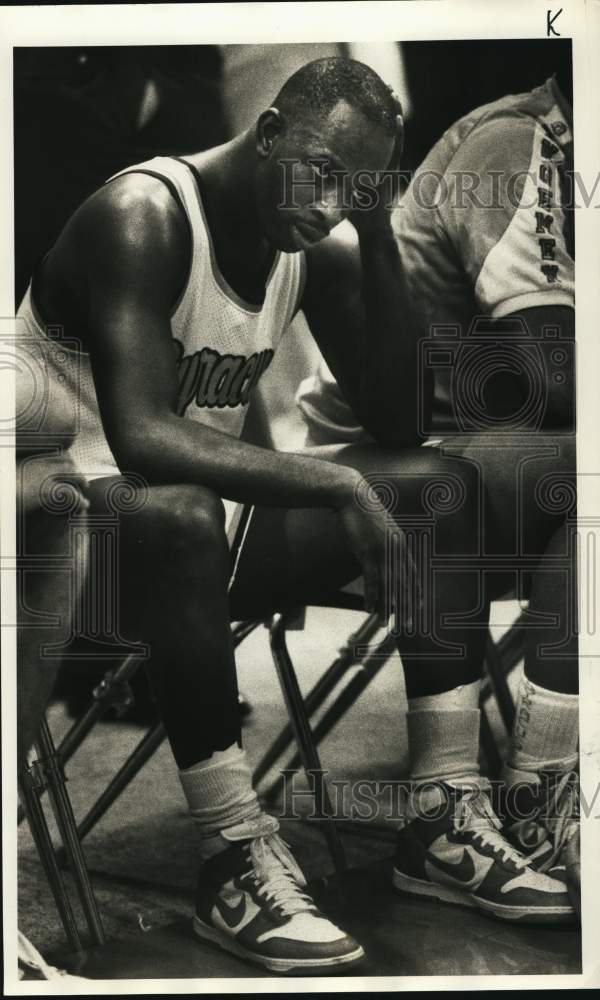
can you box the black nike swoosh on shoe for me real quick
[426,848,477,884]
[214,893,246,929]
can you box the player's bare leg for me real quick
[82,474,364,974]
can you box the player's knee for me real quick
[147,485,227,558]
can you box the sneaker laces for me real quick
[513,770,579,872]
[245,834,316,918]
[453,788,530,870]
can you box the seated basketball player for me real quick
[297,68,580,917]
[16,58,572,975]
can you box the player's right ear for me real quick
[256,108,283,158]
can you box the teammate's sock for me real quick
[502,676,579,813]
[406,681,484,819]
[505,675,579,777]
[178,743,265,860]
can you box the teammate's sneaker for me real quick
[392,783,574,924]
[193,821,364,974]
[505,769,580,916]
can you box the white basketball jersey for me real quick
[16,155,306,481]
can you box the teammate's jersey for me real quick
[16,155,306,479]
[297,76,575,442]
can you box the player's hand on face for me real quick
[348,85,404,236]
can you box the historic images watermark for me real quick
[278,769,590,828]
[277,161,599,214]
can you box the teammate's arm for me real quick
[440,117,575,431]
[501,305,574,430]
[79,178,392,616]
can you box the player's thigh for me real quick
[228,442,477,620]
[84,475,228,634]
[437,431,575,555]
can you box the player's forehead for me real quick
[292,98,393,172]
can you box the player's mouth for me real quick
[291,218,328,248]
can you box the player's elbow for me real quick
[106,418,166,481]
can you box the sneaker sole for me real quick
[192,916,365,975]
[392,868,575,925]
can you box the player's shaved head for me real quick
[252,56,398,252]
[273,57,398,138]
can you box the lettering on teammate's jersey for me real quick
[535,212,553,234]
[172,338,274,415]
[535,123,570,283]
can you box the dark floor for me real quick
[59,858,581,980]
[17,605,581,982]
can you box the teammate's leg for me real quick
[427,432,580,913]
[230,441,571,921]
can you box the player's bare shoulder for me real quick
[70,171,191,279]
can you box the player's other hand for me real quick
[333,470,397,626]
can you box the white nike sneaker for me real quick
[505,768,580,917]
[193,816,364,974]
[393,783,574,924]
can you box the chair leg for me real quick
[56,653,149,768]
[253,612,380,788]
[268,613,348,874]
[35,720,106,947]
[74,722,166,845]
[264,633,396,805]
[18,768,84,954]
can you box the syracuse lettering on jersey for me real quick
[173,338,274,415]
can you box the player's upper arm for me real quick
[438,117,574,319]
[74,176,190,465]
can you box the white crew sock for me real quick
[503,676,579,787]
[409,678,481,713]
[178,743,268,859]
[406,681,485,818]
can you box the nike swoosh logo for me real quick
[214,893,246,930]
[426,849,477,884]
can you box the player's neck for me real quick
[191,132,268,258]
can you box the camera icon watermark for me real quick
[419,315,575,436]
[0,317,82,440]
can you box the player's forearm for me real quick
[113,414,360,509]
[355,223,426,447]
